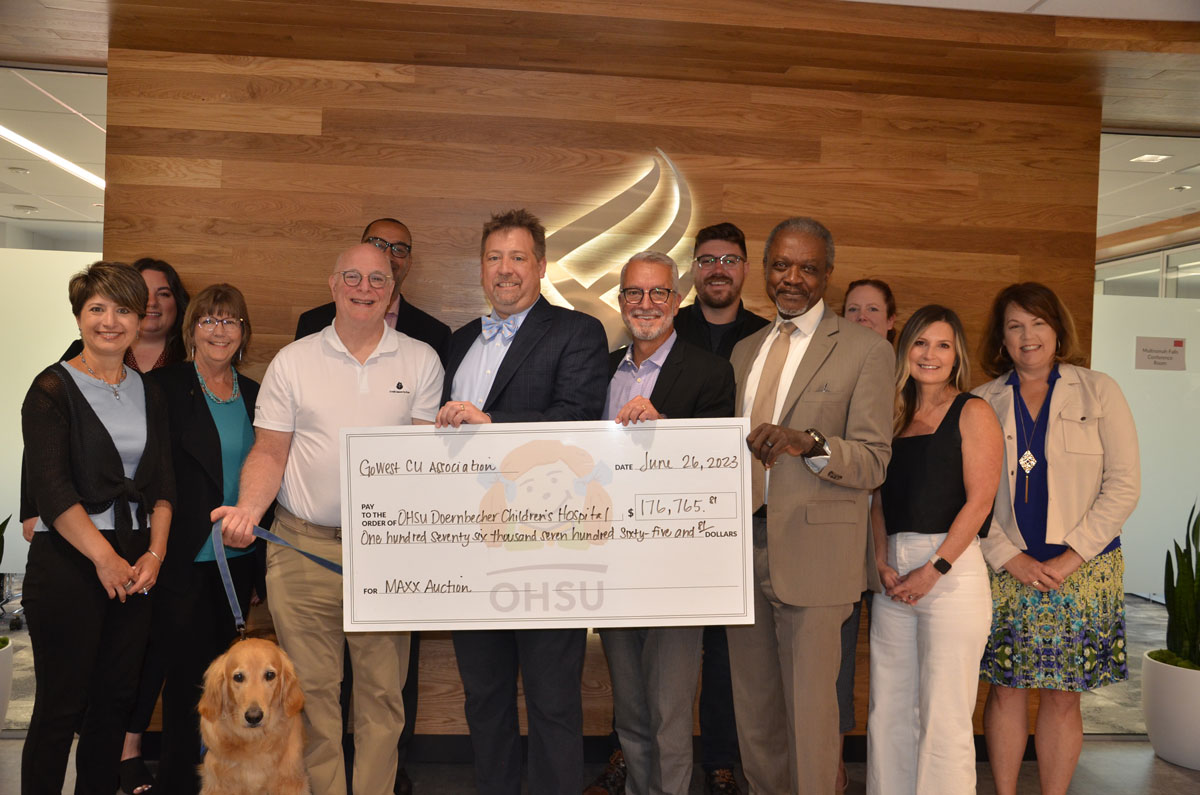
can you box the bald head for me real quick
[329,243,394,327]
[334,242,390,275]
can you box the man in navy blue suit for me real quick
[436,209,609,795]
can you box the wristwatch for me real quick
[930,553,952,575]
[802,427,830,458]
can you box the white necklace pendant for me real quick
[1019,449,1037,474]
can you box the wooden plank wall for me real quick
[104,46,1099,736]
[104,47,1100,382]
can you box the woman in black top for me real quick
[20,262,174,794]
[865,305,1002,795]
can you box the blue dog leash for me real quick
[210,520,343,637]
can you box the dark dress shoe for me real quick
[705,767,742,795]
[583,748,626,794]
[394,766,413,795]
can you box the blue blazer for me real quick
[442,296,609,422]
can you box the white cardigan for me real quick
[972,363,1140,570]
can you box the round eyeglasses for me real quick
[336,270,394,289]
[618,287,675,305]
[694,254,746,269]
[365,236,412,259]
[197,316,244,330]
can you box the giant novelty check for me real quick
[340,418,753,631]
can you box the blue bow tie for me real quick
[481,315,518,341]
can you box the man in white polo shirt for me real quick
[213,243,443,795]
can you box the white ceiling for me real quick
[838,0,1200,22]
[1099,134,1200,236]
[0,68,105,250]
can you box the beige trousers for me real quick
[728,526,851,795]
[266,506,410,795]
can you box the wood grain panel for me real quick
[105,155,223,188]
[1096,211,1200,261]
[107,96,324,135]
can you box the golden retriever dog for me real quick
[198,638,310,795]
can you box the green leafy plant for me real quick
[1150,505,1200,670]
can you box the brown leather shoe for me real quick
[705,767,742,795]
[583,749,626,794]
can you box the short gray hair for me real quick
[763,217,835,270]
[620,250,680,292]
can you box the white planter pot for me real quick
[0,639,12,728]
[1142,649,1200,770]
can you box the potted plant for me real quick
[1142,505,1200,770]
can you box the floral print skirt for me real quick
[980,548,1127,692]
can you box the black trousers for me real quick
[21,530,152,795]
[453,628,586,795]
[155,555,255,795]
[699,624,742,770]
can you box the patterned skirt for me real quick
[980,548,1127,692]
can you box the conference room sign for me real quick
[339,419,753,631]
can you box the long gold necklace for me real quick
[1014,388,1046,503]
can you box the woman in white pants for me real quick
[866,305,1002,795]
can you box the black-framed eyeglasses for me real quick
[197,316,244,330]
[694,254,745,269]
[365,236,412,259]
[336,270,394,289]
[619,287,675,305]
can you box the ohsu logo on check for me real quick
[543,149,694,346]
[486,563,609,613]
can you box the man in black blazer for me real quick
[600,251,735,795]
[294,217,451,364]
[435,209,608,795]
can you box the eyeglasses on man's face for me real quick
[336,270,394,289]
[196,316,244,330]
[618,287,675,305]
[365,236,412,259]
[694,254,745,269]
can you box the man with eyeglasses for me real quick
[674,222,770,361]
[213,243,444,795]
[296,218,451,365]
[296,218,447,795]
[435,208,608,795]
[598,251,735,795]
[626,222,765,795]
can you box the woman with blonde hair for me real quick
[867,304,1002,794]
[974,282,1139,795]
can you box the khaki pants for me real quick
[266,506,410,795]
[727,519,851,795]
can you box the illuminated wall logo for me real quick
[542,148,693,346]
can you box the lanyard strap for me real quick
[210,520,344,636]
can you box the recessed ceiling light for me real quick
[1169,185,1193,192]
[1130,154,1173,163]
[7,166,30,175]
[13,204,39,214]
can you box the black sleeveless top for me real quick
[880,392,992,538]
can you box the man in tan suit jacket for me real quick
[728,217,893,794]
